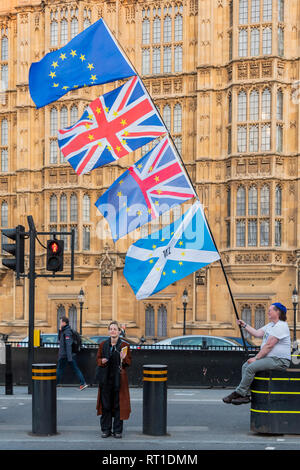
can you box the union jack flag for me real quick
[57,76,167,174]
[95,136,196,241]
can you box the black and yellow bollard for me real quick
[251,369,300,434]
[143,364,167,436]
[32,363,57,436]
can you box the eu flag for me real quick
[29,19,136,108]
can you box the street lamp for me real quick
[182,288,189,335]
[78,288,85,336]
[292,287,298,352]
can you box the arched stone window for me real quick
[157,304,167,337]
[255,305,265,329]
[57,305,65,331]
[60,194,67,222]
[236,186,246,216]
[145,304,155,337]
[50,194,58,222]
[70,194,78,221]
[68,305,77,330]
[248,186,258,215]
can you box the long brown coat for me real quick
[96,339,132,420]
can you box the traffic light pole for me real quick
[27,216,36,395]
[2,215,75,393]
[27,217,75,394]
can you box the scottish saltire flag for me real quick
[95,136,195,241]
[123,201,220,300]
[58,76,167,174]
[29,19,136,108]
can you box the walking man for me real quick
[223,302,291,405]
[56,316,88,390]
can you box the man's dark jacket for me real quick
[58,324,73,361]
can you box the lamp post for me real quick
[292,287,298,352]
[78,288,85,336]
[182,288,189,335]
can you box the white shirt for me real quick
[261,320,291,360]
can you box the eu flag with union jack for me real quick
[124,201,220,300]
[29,19,136,108]
[58,76,167,174]
[95,136,195,241]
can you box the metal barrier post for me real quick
[32,363,57,435]
[5,343,13,395]
[143,364,167,436]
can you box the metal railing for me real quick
[8,340,259,352]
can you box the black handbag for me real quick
[95,365,108,385]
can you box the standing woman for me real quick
[96,321,132,438]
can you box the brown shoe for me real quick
[222,391,241,404]
[231,394,251,405]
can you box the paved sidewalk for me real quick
[0,386,299,451]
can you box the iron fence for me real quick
[8,340,259,352]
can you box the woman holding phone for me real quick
[96,321,132,438]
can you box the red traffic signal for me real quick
[46,239,64,272]
[48,240,59,254]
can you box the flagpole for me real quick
[103,19,249,354]
[200,216,249,354]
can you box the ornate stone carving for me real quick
[235,253,271,264]
[97,244,116,286]
[195,268,206,285]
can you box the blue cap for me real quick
[272,302,287,314]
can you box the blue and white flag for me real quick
[29,19,136,108]
[123,201,220,300]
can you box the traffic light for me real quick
[2,225,25,278]
[46,239,64,272]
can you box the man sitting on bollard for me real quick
[223,302,291,405]
[56,316,88,391]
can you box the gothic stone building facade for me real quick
[0,0,298,342]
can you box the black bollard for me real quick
[32,363,57,436]
[143,364,167,436]
[5,343,13,395]
[251,369,300,434]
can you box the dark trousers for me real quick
[56,357,85,386]
[100,383,123,434]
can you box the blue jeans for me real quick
[56,356,86,386]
